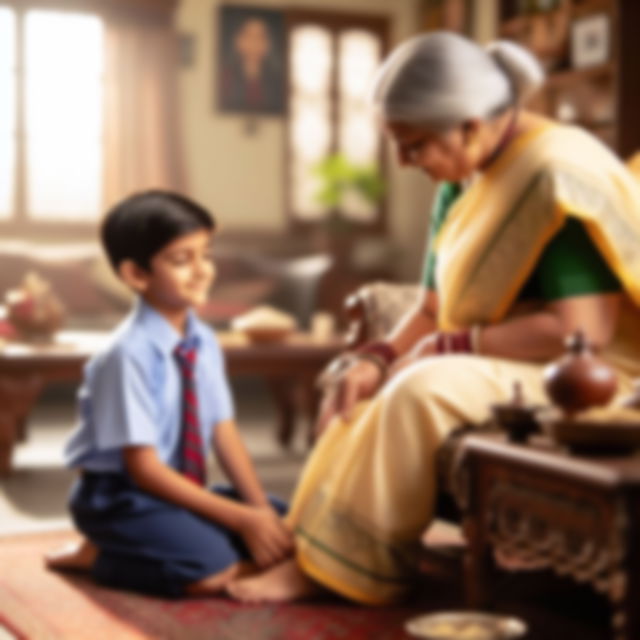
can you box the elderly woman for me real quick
[229,32,640,605]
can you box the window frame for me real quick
[285,9,390,235]
[0,0,176,240]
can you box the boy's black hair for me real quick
[101,190,215,272]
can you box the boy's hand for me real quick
[239,506,294,568]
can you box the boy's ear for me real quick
[118,259,150,293]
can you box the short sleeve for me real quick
[421,182,463,289]
[89,348,159,451]
[197,330,235,430]
[212,368,234,425]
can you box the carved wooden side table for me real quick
[456,434,640,640]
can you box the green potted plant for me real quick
[312,152,385,234]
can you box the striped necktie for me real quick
[174,342,206,485]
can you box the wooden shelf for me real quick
[563,118,614,128]
[544,62,614,88]
[498,0,640,156]
[571,0,613,18]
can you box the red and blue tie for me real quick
[174,343,207,485]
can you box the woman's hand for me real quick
[239,506,294,568]
[314,359,384,438]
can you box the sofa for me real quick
[0,241,331,332]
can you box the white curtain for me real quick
[102,11,184,207]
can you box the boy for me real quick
[47,190,292,597]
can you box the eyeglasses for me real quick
[397,134,430,163]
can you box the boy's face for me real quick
[141,228,215,311]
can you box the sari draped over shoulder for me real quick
[435,122,640,375]
[286,123,640,605]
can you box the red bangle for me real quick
[435,330,472,354]
[358,340,397,365]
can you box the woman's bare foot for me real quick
[45,538,97,572]
[226,558,322,603]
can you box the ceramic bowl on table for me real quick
[405,611,527,640]
[231,305,296,345]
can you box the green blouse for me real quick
[422,181,621,300]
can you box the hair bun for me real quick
[485,40,545,105]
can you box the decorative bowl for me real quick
[405,611,527,640]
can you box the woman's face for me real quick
[235,19,270,65]
[386,121,479,181]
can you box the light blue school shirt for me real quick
[64,299,234,473]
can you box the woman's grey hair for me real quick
[370,31,544,130]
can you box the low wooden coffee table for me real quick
[0,330,343,476]
[457,433,640,640]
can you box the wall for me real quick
[474,0,497,43]
[175,0,432,279]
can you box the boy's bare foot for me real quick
[45,538,97,572]
[226,558,322,603]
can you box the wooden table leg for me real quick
[267,379,298,448]
[302,377,321,446]
[268,378,324,448]
[462,514,494,609]
[0,375,44,476]
[612,500,640,640]
[0,416,19,476]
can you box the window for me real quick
[0,5,104,229]
[287,12,388,229]
[0,7,15,219]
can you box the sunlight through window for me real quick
[0,7,16,219]
[338,30,381,222]
[25,10,103,220]
[288,18,385,224]
[290,26,332,221]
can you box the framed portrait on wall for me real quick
[217,5,286,115]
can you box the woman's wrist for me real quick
[358,340,397,364]
[317,340,398,391]
[355,340,398,377]
[435,325,482,354]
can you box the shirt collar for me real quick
[134,298,202,356]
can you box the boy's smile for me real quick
[140,228,216,315]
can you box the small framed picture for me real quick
[570,13,610,70]
[217,5,286,115]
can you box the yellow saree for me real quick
[286,122,640,605]
[436,121,640,375]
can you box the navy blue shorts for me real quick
[69,472,287,598]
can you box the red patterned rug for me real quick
[0,530,435,640]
